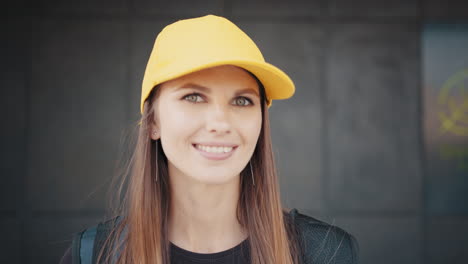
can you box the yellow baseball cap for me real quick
[140,14,295,113]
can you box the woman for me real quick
[60,15,359,264]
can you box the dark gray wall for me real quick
[2,1,468,263]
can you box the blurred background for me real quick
[2,0,468,263]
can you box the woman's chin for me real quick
[189,173,239,185]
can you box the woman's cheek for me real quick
[165,102,196,122]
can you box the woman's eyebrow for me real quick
[234,88,259,98]
[175,83,210,93]
[174,83,259,97]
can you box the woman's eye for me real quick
[233,97,252,106]
[183,93,203,103]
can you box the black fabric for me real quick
[59,240,250,264]
[290,209,359,264]
[59,208,359,264]
[170,238,250,263]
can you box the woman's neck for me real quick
[167,170,248,253]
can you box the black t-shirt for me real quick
[59,238,250,264]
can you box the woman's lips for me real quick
[192,144,237,160]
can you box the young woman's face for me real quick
[151,65,262,185]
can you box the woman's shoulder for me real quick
[284,208,360,264]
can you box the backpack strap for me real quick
[71,225,97,264]
[285,208,308,263]
[289,208,298,221]
[71,230,84,264]
[70,216,123,264]
[92,218,119,264]
[81,226,98,263]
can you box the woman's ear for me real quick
[148,94,161,140]
[151,130,160,140]
[150,123,160,140]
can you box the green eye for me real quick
[234,97,252,106]
[184,93,203,103]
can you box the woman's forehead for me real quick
[159,65,260,93]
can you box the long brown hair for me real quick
[96,71,303,264]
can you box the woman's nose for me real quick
[205,103,232,134]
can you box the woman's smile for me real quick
[192,143,238,161]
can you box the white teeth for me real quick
[196,144,233,153]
